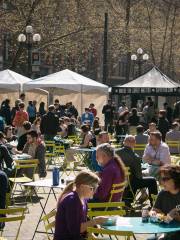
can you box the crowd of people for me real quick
[0,94,179,240]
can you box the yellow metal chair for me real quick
[167,140,180,155]
[133,144,146,156]
[108,181,127,202]
[87,227,135,240]
[42,209,56,240]
[45,141,56,169]
[68,135,80,144]
[9,159,38,198]
[88,202,126,219]
[0,207,26,240]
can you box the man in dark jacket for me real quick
[0,170,8,229]
[40,105,59,140]
[0,99,11,125]
[116,135,158,206]
[0,132,13,177]
[102,100,115,132]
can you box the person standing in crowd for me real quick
[17,121,31,151]
[89,103,97,117]
[11,99,21,123]
[173,101,180,119]
[163,102,173,124]
[66,102,78,119]
[0,99,11,125]
[117,135,158,206]
[38,102,46,117]
[81,108,94,127]
[115,110,129,137]
[102,100,115,132]
[135,125,149,157]
[0,132,13,176]
[19,93,25,102]
[143,132,171,178]
[92,143,126,202]
[166,122,180,154]
[23,130,47,178]
[0,170,8,229]
[149,165,180,240]
[31,117,41,135]
[54,171,107,240]
[129,108,140,127]
[27,101,36,123]
[118,102,128,115]
[12,102,29,137]
[157,110,169,142]
[54,99,66,118]
[40,105,59,141]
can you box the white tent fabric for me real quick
[23,69,108,93]
[23,69,108,123]
[0,69,31,92]
[115,67,180,89]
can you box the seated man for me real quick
[166,122,180,154]
[0,170,8,229]
[143,132,171,178]
[135,125,149,157]
[117,135,158,206]
[17,121,31,151]
[91,131,110,172]
[0,132,13,176]
[23,130,47,178]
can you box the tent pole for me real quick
[81,85,83,116]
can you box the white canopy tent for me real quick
[0,69,48,107]
[23,69,109,122]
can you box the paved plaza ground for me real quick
[3,170,151,240]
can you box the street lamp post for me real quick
[131,48,149,77]
[18,25,41,77]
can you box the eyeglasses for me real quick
[161,177,171,182]
[8,128,12,131]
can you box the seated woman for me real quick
[93,143,126,202]
[31,117,41,135]
[4,126,17,142]
[149,165,180,240]
[54,170,107,240]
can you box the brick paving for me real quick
[3,171,150,240]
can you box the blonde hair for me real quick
[58,170,100,202]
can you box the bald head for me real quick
[123,135,136,148]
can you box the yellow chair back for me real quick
[87,227,134,240]
[88,202,126,218]
[0,207,26,240]
[42,209,56,240]
[108,181,127,202]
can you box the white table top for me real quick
[13,153,32,160]
[23,177,74,188]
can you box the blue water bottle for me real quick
[52,167,59,186]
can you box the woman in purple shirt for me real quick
[54,171,107,240]
[94,143,126,202]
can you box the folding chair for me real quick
[45,141,56,169]
[88,202,126,219]
[0,207,26,240]
[9,159,38,199]
[108,181,127,202]
[87,227,136,240]
[42,209,56,240]
[166,140,180,155]
[133,144,146,157]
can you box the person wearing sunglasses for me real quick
[4,126,17,143]
[148,165,180,240]
[54,170,108,240]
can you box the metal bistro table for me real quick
[104,217,180,237]
[23,177,73,239]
